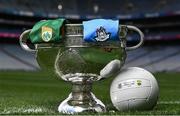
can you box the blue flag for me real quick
[83,19,119,42]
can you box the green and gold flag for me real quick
[29,19,65,43]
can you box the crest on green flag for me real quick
[29,19,65,43]
[41,26,52,42]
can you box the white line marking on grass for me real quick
[158,101,180,104]
[1,107,49,114]
[22,108,43,113]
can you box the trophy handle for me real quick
[125,25,144,51]
[19,29,36,52]
[19,25,144,52]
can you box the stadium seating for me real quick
[125,45,180,72]
[0,0,179,41]
[0,0,179,72]
[0,44,39,70]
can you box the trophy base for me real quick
[57,75,106,114]
[58,93,106,114]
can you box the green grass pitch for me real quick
[0,71,180,115]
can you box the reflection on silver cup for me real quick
[20,24,144,114]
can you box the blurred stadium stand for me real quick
[0,0,180,19]
[125,45,180,72]
[0,0,179,72]
[0,44,39,70]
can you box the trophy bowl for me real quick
[20,24,144,114]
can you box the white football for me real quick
[110,67,159,111]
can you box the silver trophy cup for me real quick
[19,24,144,114]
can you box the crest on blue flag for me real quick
[94,26,111,42]
[83,19,119,42]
